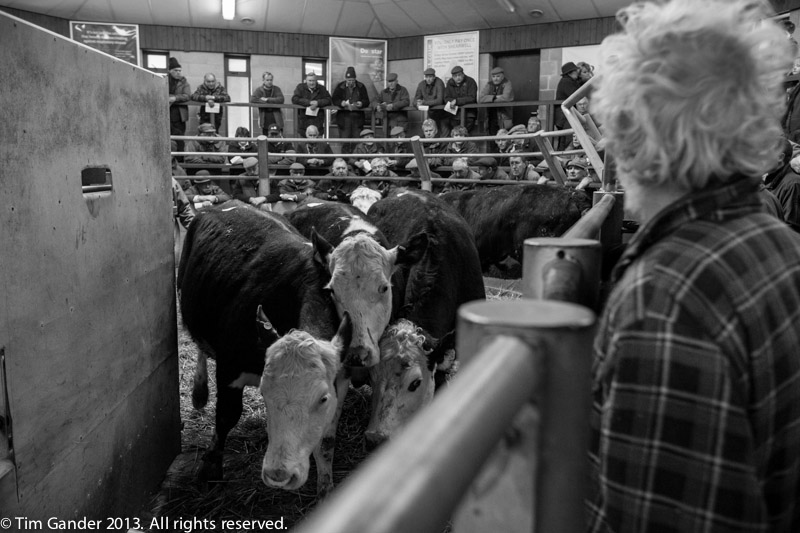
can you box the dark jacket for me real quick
[554,76,582,129]
[250,84,285,130]
[445,75,478,117]
[191,82,231,123]
[373,84,411,120]
[414,78,446,107]
[291,83,332,108]
[169,75,191,122]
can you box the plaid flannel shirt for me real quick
[588,177,800,533]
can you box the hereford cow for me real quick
[439,184,588,275]
[365,189,485,446]
[178,201,352,495]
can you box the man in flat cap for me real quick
[386,125,411,170]
[554,62,582,150]
[185,170,230,208]
[473,156,509,187]
[374,72,411,133]
[479,66,515,135]
[415,67,449,136]
[184,123,227,174]
[292,72,332,138]
[350,128,384,175]
[167,57,191,159]
[231,157,261,204]
[332,66,370,153]
[445,65,478,133]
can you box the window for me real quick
[225,55,251,136]
[303,59,326,86]
[143,50,169,74]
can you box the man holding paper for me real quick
[332,66,370,154]
[292,72,332,138]
[444,65,478,133]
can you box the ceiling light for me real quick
[222,0,235,21]
[241,17,255,25]
[529,9,544,18]
[496,0,516,14]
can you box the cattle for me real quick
[365,189,486,446]
[177,201,350,495]
[439,184,588,275]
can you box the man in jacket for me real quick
[444,65,478,133]
[332,66,371,154]
[479,66,514,135]
[191,73,231,133]
[168,57,191,157]
[415,68,449,137]
[250,71,285,135]
[554,62,582,150]
[292,72,332,137]
[374,72,410,133]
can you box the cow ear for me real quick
[395,232,428,266]
[427,330,456,368]
[312,227,333,268]
[256,304,280,350]
[332,311,353,360]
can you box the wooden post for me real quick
[256,134,271,196]
[409,135,432,192]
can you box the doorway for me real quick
[495,51,541,127]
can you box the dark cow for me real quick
[177,201,351,495]
[439,184,587,275]
[365,189,486,446]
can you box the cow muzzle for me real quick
[262,466,304,490]
[345,345,379,367]
[364,429,388,452]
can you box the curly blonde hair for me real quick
[593,0,792,191]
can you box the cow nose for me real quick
[262,467,292,487]
[345,346,368,367]
[364,430,388,452]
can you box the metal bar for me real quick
[532,132,567,186]
[563,193,616,240]
[561,78,604,182]
[257,134,270,196]
[293,335,541,533]
[409,136,432,191]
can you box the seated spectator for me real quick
[294,125,333,168]
[184,123,227,169]
[231,157,260,204]
[316,157,359,203]
[172,177,195,231]
[185,171,231,208]
[228,127,257,175]
[474,157,509,186]
[386,126,412,170]
[446,125,479,160]
[441,157,479,193]
[363,156,403,196]
[507,124,528,153]
[564,156,598,191]
[276,163,317,202]
[524,116,545,162]
[421,118,446,168]
[508,155,541,182]
[350,129,384,174]
[405,159,441,191]
[573,97,604,145]
[494,128,515,166]
[265,124,295,165]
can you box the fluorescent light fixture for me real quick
[222,0,235,20]
[497,0,516,13]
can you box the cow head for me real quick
[313,229,428,368]
[365,320,455,449]
[259,313,351,490]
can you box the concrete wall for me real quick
[0,11,181,520]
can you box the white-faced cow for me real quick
[439,184,588,276]
[365,189,485,446]
[178,201,350,495]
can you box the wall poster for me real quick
[423,31,479,84]
[70,21,140,66]
[329,37,388,108]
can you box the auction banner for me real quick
[329,37,388,106]
[423,31,479,84]
[70,21,140,66]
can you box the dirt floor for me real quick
[136,282,518,532]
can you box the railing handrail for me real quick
[172,98,563,111]
[563,193,616,240]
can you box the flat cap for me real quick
[193,169,211,183]
[267,123,281,133]
[508,124,527,135]
[566,156,588,169]
[290,162,305,171]
[491,66,504,75]
[386,72,398,81]
[243,157,258,169]
[405,159,419,170]
[423,68,436,76]
[360,128,375,137]
[451,65,464,75]
[198,123,216,133]
[474,157,498,168]
[390,126,405,136]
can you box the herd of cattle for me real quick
[176,184,586,496]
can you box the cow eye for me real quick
[379,285,389,294]
[318,395,329,405]
[408,379,421,392]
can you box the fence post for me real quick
[256,134,271,196]
[409,135,432,191]
[594,191,625,254]
[522,237,602,311]
[454,300,595,533]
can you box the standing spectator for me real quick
[185,172,231,208]
[292,72,332,138]
[446,125,478,161]
[386,126,411,170]
[444,65,478,133]
[374,72,410,133]
[587,1,800,532]
[415,68,448,137]
[576,61,595,85]
[473,157,508,186]
[168,57,191,158]
[294,125,333,168]
[442,157,479,193]
[191,73,231,134]
[316,158,359,203]
[250,71,284,135]
[332,66,370,153]
[479,66,514,135]
[508,155,540,182]
[764,137,800,232]
[350,129,384,174]
[554,62,582,150]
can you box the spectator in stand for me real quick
[442,157,480,193]
[446,125,479,161]
[294,125,333,168]
[508,155,541,182]
[576,61,595,85]
[231,157,260,204]
[167,57,191,159]
[474,157,508,186]
[276,163,317,202]
[185,171,231,208]
[292,72,332,137]
[316,158,359,203]
[172,176,194,230]
[364,156,403,196]
[374,72,410,133]
[444,65,478,133]
[250,71,284,135]
[405,159,441,191]
[350,129,384,175]
[332,66,370,154]
[184,123,227,169]
[507,124,529,153]
[265,124,293,164]
[573,96,604,146]
[479,66,514,135]
[494,128,514,166]
[587,1,800,531]
[227,127,256,175]
[764,137,800,232]
[386,126,412,171]
[554,62,582,150]
[564,156,596,191]
[421,118,446,169]
[191,73,231,134]
[415,68,449,137]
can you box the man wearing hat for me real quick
[265,123,293,165]
[168,57,191,159]
[332,66,371,153]
[386,126,411,170]
[554,62,582,150]
[231,157,261,204]
[185,170,231,208]
[564,156,596,191]
[291,72,332,138]
[444,65,478,132]
[473,156,509,187]
[479,66,515,135]
[404,158,442,191]
[250,71,285,136]
[374,72,411,133]
[350,128,384,175]
[184,123,227,170]
[277,163,317,202]
[414,67,448,137]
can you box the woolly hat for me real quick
[561,62,579,76]
[168,57,181,70]
[345,66,357,79]
[386,72,398,82]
